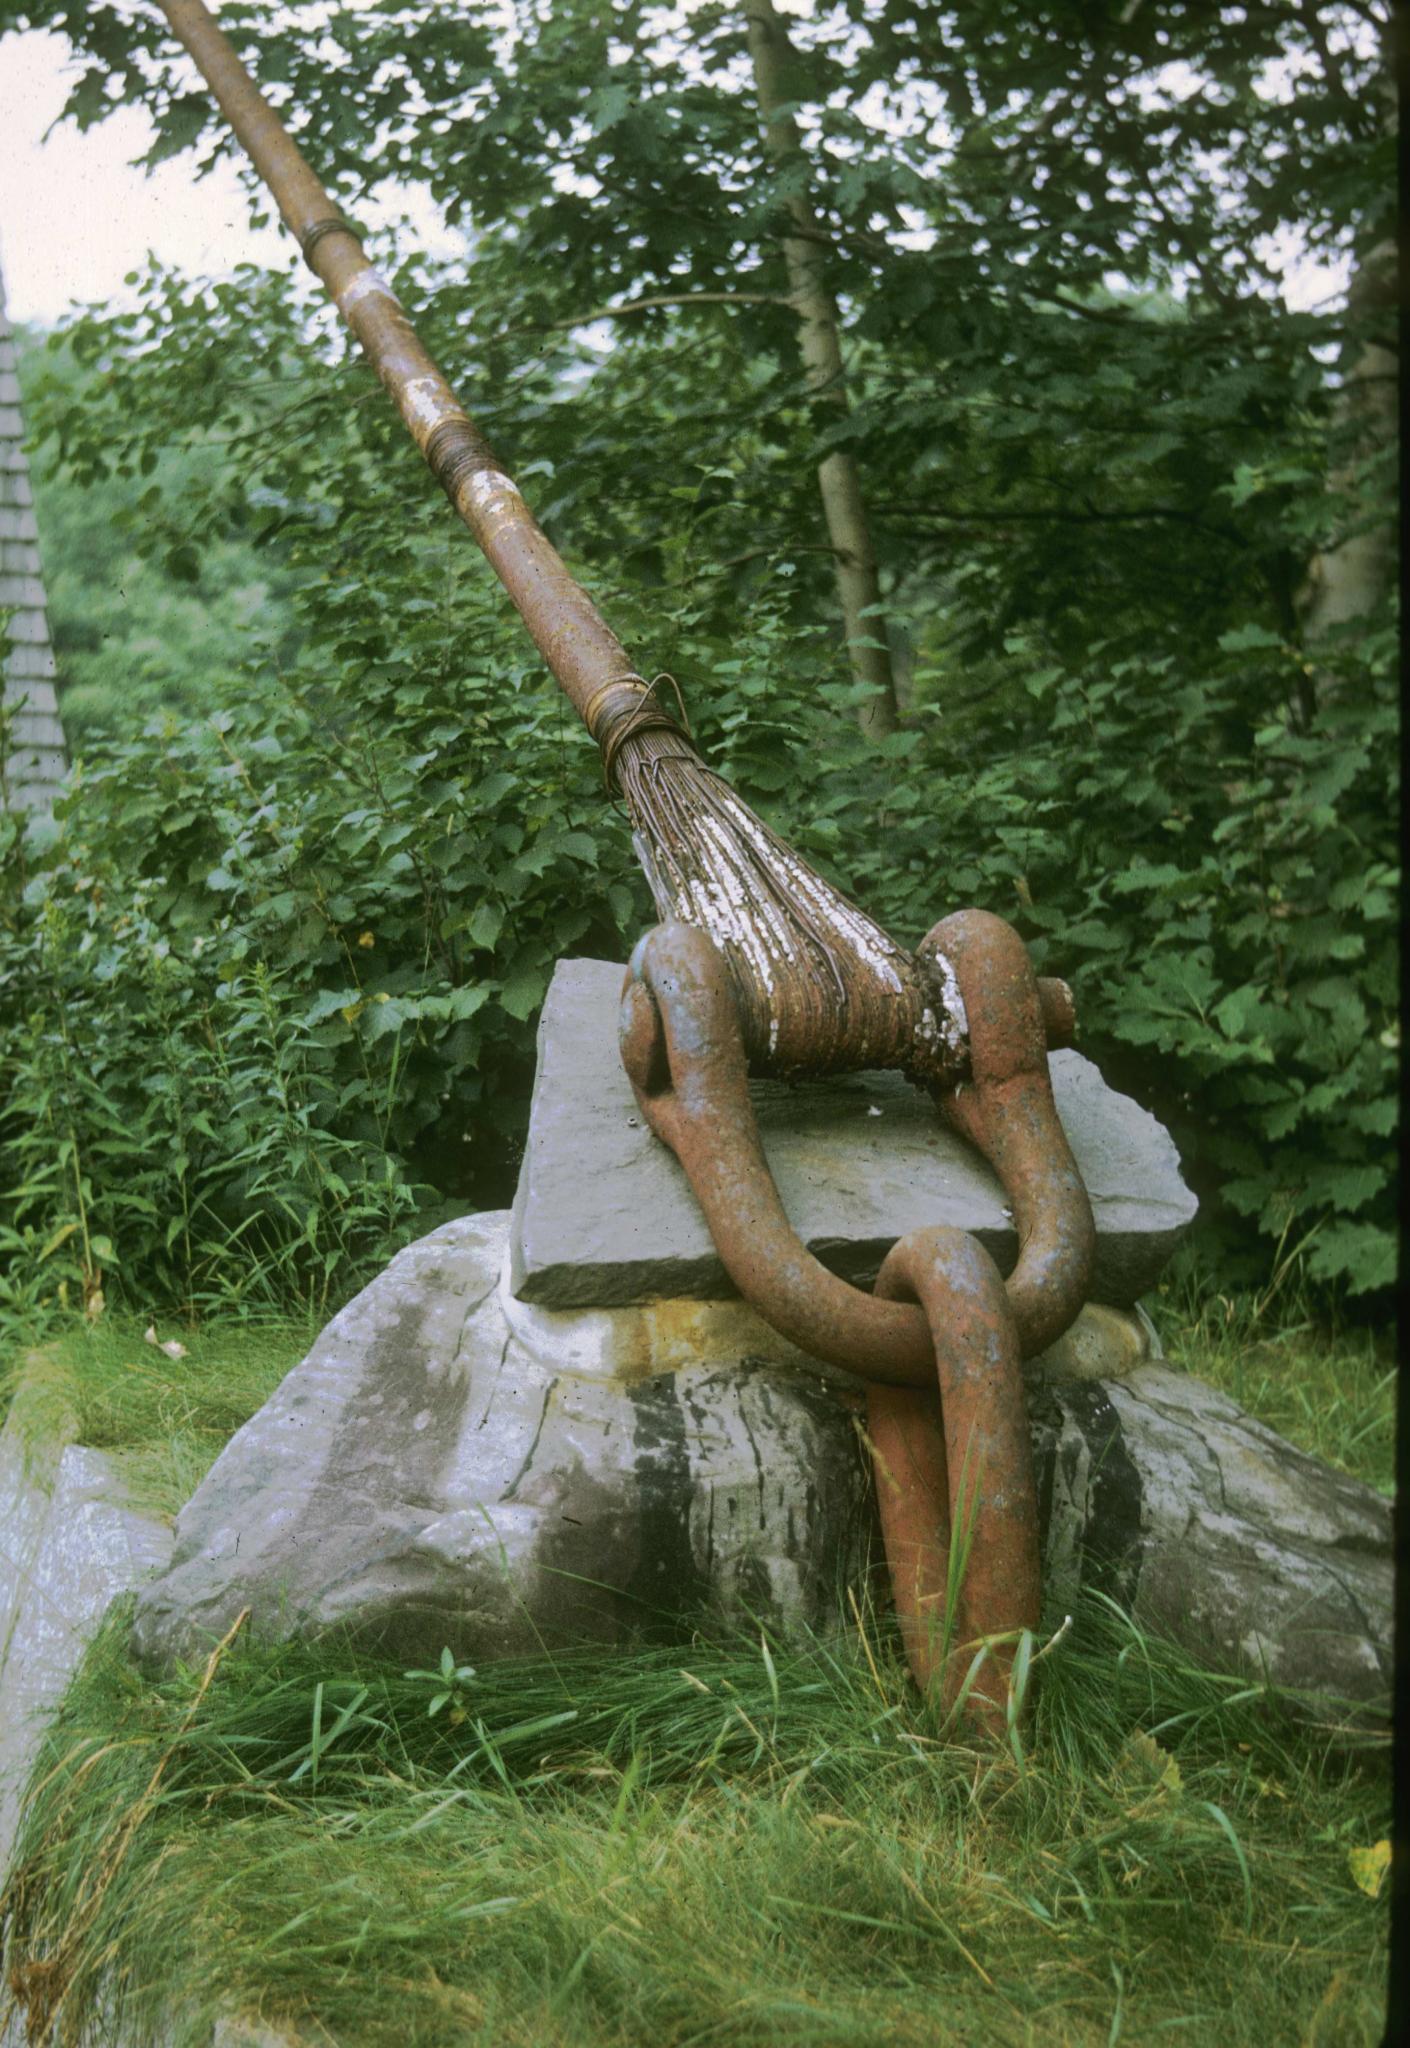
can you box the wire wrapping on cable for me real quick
[422,416,507,510]
[584,673,694,796]
[298,216,359,269]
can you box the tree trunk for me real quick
[1295,8,1398,706]
[1295,233,1398,698]
[743,1,899,739]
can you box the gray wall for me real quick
[1,262,66,813]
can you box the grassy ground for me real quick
[1147,1274,1396,1496]
[1,1593,1392,2048]
[0,1317,311,1519]
[0,1292,1393,2046]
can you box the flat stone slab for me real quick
[510,958,1197,1310]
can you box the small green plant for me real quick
[405,1646,478,1721]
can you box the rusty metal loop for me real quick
[619,917,1094,1378]
[869,1228,1041,1737]
[922,911,1095,1357]
[620,921,936,1384]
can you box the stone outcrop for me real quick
[131,1214,1391,1714]
[0,1406,172,1873]
[1030,1367,1391,1707]
[133,1213,879,1670]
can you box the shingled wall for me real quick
[1,262,66,814]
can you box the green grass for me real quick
[0,1595,1390,2048]
[0,1285,1393,2045]
[0,1316,311,1519]
[1148,1273,1396,1495]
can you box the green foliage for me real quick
[0,1590,1388,2047]
[0,0,1396,1313]
[7,328,305,747]
[3,344,1397,1308]
[993,623,1398,1300]
[0,558,649,1319]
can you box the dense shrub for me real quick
[2,539,1396,1318]
[0,574,648,1318]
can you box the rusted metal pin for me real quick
[869,1233,1040,1741]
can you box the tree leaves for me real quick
[1,0,1394,1309]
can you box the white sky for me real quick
[0,19,1348,328]
[0,29,282,321]
[0,26,466,324]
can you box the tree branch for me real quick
[718,543,843,568]
[878,503,1246,542]
[549,290,795,329]
[765,215,897,262]
[1298,2,1374,132]
[1029,289,1138,326]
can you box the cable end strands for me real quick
[586,672,966,1085]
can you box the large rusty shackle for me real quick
[620,910,1095,1732]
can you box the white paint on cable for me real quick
[337,266,400,314]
